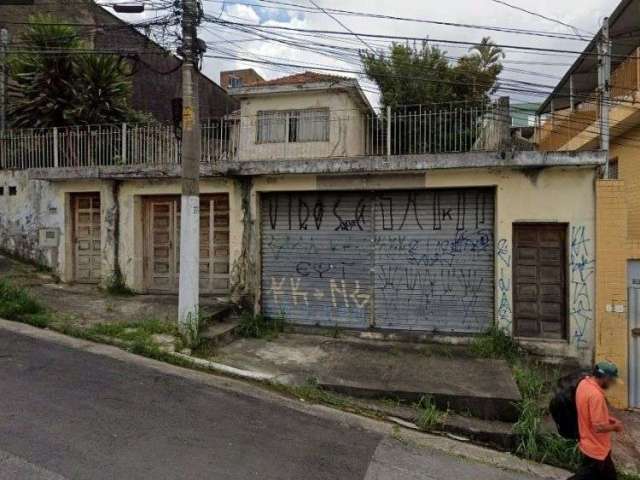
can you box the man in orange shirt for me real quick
[569,361,624,480]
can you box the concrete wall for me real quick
[0,170,116,283]
[237,91,366,161]
[247,166,598,362]
[116,179,243,297]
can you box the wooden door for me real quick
[146,199,178,292]
[72,193,102,283]
[144,195,229,295]
[513,224,567,339]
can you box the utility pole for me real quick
[178,0,201,344]
[598,16,611,178]
[0,28,9,134]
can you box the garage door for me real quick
[144,195,230,295]
[261,189,495,332]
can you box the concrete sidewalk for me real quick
[216,333,522,421]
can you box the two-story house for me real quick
[536,0,640,409]
[0,69,605,365]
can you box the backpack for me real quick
[549,371,589,440]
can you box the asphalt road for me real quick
[0,328,550,480]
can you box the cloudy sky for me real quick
[112,0,621,107]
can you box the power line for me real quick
[490,0,593,40]
[306,0,374,51]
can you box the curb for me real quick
[0,318,570,480]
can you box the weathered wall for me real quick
[0,171,116,283]
[116,178,242,295]
[237,91,366,161]
[247,166,597,362]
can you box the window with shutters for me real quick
[256,109,329,144]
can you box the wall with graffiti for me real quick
[251,166,597,359]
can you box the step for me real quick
[199,303,235,323]
[199,320,240,348]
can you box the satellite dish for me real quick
[113,3,145,13]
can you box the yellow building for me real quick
[536,0,640,408]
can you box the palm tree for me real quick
[469,36,505,72]
[8,14,136,128]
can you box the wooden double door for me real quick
[72,193,102,284]
[144,195,230,295]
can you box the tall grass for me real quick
[0,280,49,327]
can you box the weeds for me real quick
[103,271,135,297]
[0,280,46,324]
[236,311,284,339]
[471,326,521,362]
[415,396,446,431]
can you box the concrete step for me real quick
[199,318,240,348]
[352,399,516,451]
[200,303,235,323]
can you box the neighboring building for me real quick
[220,69,265,90]
[511,103,539,127]
[0,71,605,366]
[0,0,236,122]
[535,0,640,408]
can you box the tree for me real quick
[360,38,504,109]
[8,15,137,128]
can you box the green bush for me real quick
[471,325,521,361]
[0,280,45,323]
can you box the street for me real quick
[0,326,552,480]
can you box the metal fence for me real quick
[0,102,512,170]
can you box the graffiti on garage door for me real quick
[261,189,494,332]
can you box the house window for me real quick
[229,76,241,88]
[0,187,4,196]
[8,186,17,196]
[256,109,330,144]
[608,157,619,179]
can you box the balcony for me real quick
[0,102,516,178]
[537,48,640,152]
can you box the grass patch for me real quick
[471,325,521,362]
[621,473,640,480]
[87,317,179,352]
[415,396,447,431]
[236,312,284,339]
[0,280,47,325]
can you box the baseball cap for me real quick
[595,361,622,382]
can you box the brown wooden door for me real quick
[72,193,102,283]
[513,224,567,339]
[144,195,230,295]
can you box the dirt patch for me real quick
[612,408,640,474]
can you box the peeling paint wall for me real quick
[0,171,116,283]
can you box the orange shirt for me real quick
[575,377,612,460]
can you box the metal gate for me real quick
[144,195,230,295]
[629,261,640,408]
[261,188,495,332]
[374,189,494,332]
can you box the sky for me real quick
[110,0,621,108]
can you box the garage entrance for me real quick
[144,195,230,295]
[261,189,495,332]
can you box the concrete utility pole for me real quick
[0,28,9,134]
[178,0,201,344]
[598,16,611,178]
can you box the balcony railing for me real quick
[0,102,512,171]
[537,47,640,151]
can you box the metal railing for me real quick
[0,102,512,171]
[537,47,640,151]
